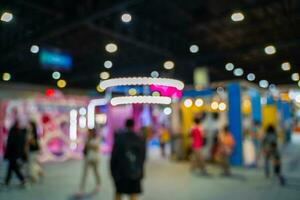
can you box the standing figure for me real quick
[77,129,101,196]
[4,119,26,187]
[270,142,285,185]
[27,121,43,183]
[190,117,207,174]
[111,119,146,200]
[262,125,277,178]
[158,124,170,158]
[218,126,235,176]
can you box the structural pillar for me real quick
[227,83,243,166]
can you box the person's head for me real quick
[266,125,275,134]
[194,117,201,125]
[212,112,219,120]
[223,125,229,133]
[125,119,135,130]
[88,128,97,138]
[254,121,261,127]
[29,121,36,130]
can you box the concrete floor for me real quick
[0,145,300,200]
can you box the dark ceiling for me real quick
[1,0,300,89]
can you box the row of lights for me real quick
[182,98,227,111]
[225,62,271,88]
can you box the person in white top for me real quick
[77,129,101,196]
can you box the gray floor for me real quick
[0,145,300,200]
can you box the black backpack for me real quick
[122,134,144,180]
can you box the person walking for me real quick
[77,128,101,196]
[262,125,277,178]
[158,124,170,158]
[27,121,43,183]
[4,119,27,187]
[110,119,146,200]
[190,117,207,174]
[218,126,235,176]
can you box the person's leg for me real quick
[223,154,230,175]
[5,160,13,185]
[274,163,285,186]
[264,155,270,178]
[114,193,122,200]
[11,159,25,184]
[190,150,196,172]
[160,143,165,157]
[91,161,101,190]
[79,160,89,193]
[197,150,207,173]
[129,194,138,200]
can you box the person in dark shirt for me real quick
[110,119,146,200]
[4,120,26,186]
[262,126,277,178]
[270,142,285,186]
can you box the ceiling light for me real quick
[184,99,193,108]
[30,45,39,54]
[79,107,87,115]
[259,80,269,88]
[292,73,300,81]
[57,79,67,88]
[281,62,291,71]
[231,12,244,22]
[105,43,118,53]
[1,12,13,22]
[189,45,199,53]
[100,77,184,90]
[218,102,227,111]
[2,72,11,81]
[247,73,255,81]
[264,45,276,55]
[96,85,104,93]
[110,96,172,106]
[163,61,175,70]
[152,91,160,96]
[225,63,234,71]
[100,72,110,80]
[151,71,159,78]
[52,71,61,80]
[104,60,113,69]
[195,98,204,107]
[233,68,244,76]
[163,107,172,115]
[121,13,132,23]
[211,101,219,110]
[128,88,137,96]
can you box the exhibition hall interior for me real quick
[0,0,300,200]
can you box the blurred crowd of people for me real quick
[1,109,286,200]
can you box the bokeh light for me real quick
[57,79,67,88]
[164,61,175,70]
[2,72,11,81]
[100,72,110,80]
[105,43,118,53]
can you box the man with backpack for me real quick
[110,119,146,200]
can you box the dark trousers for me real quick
[5,159,25,185]
[264,155,271,178]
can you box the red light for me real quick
[45,89,55,97]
